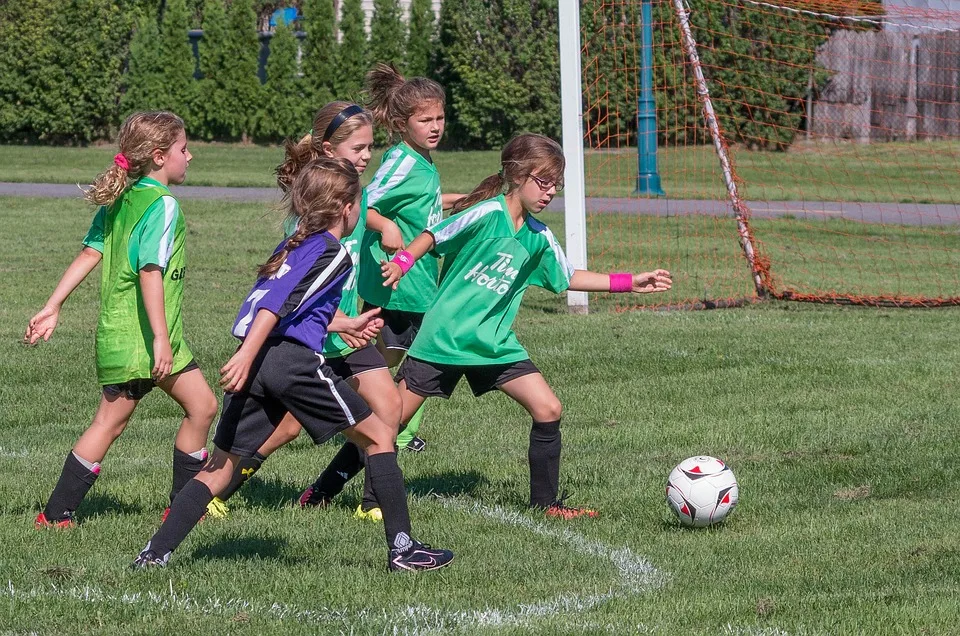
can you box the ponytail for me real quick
[450,174,506,214]
[276,133,322,193]
[364,62,445,135]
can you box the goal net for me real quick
[576,0,960,309]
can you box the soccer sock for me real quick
[311,442,363,499]
[170,447,208,505]
[396,402,426,448]
[528,420,562,508]
[366,452,411,551]
[43,451,100,522]
[216,452,266,502]
[148,479,213,558]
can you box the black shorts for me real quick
[102,359,200,400]
[361,302,423,352]
[213,340,372,457]
[396,356,540,399]
[326,342,388,379]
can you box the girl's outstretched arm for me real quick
[380,231,437,289]
[140,265,173,382]
[24,246,103,345]
[569,269,672,294]
[365,208,404,254]
[219,308,280,393]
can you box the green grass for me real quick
[2,196,960,634]
[3,139,960,203]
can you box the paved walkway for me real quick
[3,182,957,225]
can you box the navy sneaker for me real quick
[388,539,454,572]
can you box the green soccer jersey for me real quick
[284,192,369,358]
[83,177,192,385]
[358,141,443,312]
[408,195,575,366]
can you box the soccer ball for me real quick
[666,456,739,528]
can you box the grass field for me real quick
[2,196,960,634]
[2,139,960,203]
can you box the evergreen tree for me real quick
[193,0,229,139]
[258,22,307,139]
[405,0,435,78]
[221,0,262,140]
[301,0,336,106]
[121,13,166,117]
[369,0,405,68]
[157,0,197,121]
[335,0,367,101]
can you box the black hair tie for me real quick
[322,105,365,142]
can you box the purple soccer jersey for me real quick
[232,232,352,352]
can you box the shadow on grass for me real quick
[191,535,292,563]
[79,492,145,520]
[407,470,488,498]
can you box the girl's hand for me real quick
[24,305,60,345]
[379,221,404,254]
[152,337,174,382]
[339,307,384,348]
[220,349,255,393]
[633,269,672,293]
[381,261,403,289]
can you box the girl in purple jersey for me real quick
[381,134,672,519]
[132,158,453,572]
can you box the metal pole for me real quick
[559,0,589,314]
[635,0,666,196]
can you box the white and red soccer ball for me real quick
[666,456,739,527]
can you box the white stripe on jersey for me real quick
[366,155,417,208]
[314,353,357,426]
[158,196,178,268]
[366,147,402,192]
[293,244,350,313]
[538,224,576,279]
[430,199,502,245]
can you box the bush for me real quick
[334,0,368,102]
[369,0,406,68]
[301,0,337,107]
[257,22,309,139]
[406,0,436,78]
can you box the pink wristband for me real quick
[609,272,633,293]
[392,250,415,274]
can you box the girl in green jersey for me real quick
[27,112,218,528]
[381,133,673,519]
[203,103,403,521]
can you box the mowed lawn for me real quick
[2,139,960,203]
[1,196,959,634]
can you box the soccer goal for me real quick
[560,0,960,312]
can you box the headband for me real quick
[322,105,364,142]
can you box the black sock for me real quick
[44,452,99,522]
[311,442,364,499]
[148,480,213,558]
[360,444,395,511]
[528,420,562,508]
[366,452,412,551]
[217,453,266,502]
[171,447,208,505]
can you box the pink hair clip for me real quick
[113,153,130,171]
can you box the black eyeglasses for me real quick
[530,174,564,192]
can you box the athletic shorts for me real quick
[213,340,372,457]
[361,302,423,352]
[396,356,540,399]
[102,359,199,400]
[326,342,388,380]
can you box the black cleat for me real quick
[131,547,169,569]
[404,436,427,453]
[388,539,454,572]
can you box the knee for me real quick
[199,393,220,424]
[534,399,563,424]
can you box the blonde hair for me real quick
[364,62,445,136]
[452,133,565,214]
[85,111,185,206]
[259,157,361,279]
[275,102,374,192]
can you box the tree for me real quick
[121,13,166,118]
[193,0,229,139]
[405,0,436,78]
[369,0,406,68]
[301,0,336,106]
[258,22,308,139]
[221,0,263,140]
[335,0,368,101]
[157,0,197,121]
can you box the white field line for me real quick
[5,497,666,632]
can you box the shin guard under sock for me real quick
[217,453,266,502]
[528,420,562,508]
[366,452,411,550]
[44,451,100,522]
[311,442,363,499]
[149,480,213,558]
[171,447,208,504]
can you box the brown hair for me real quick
[85,111,185,206]
[275,102,374,192]
[259,157,362,279]
[451,133,565,214]
[364,62,445,136]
